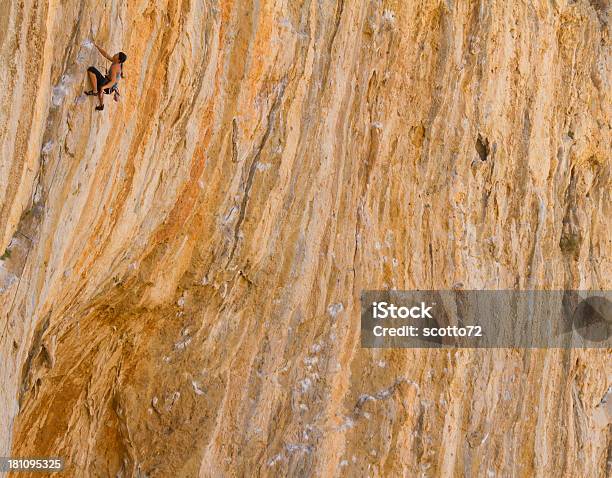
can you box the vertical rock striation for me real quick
[0,0,610,476]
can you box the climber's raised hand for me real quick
[94,42,114,62]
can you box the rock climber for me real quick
[85,42,127,111]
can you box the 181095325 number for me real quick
[0,457,64,472]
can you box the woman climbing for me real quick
[85,42,127,111]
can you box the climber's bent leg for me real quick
[86,71,97,94]
[86,66,105,94]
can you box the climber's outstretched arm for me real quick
[94,42,113,61]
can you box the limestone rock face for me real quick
[0,0,610,476]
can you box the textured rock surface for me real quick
[1,0,610,476]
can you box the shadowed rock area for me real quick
[0,0,610,476]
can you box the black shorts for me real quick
[87,66,113,94]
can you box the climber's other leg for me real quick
[96,90,104,111]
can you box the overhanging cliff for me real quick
[0,0,610,476]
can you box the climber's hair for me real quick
[118,52,127,63]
